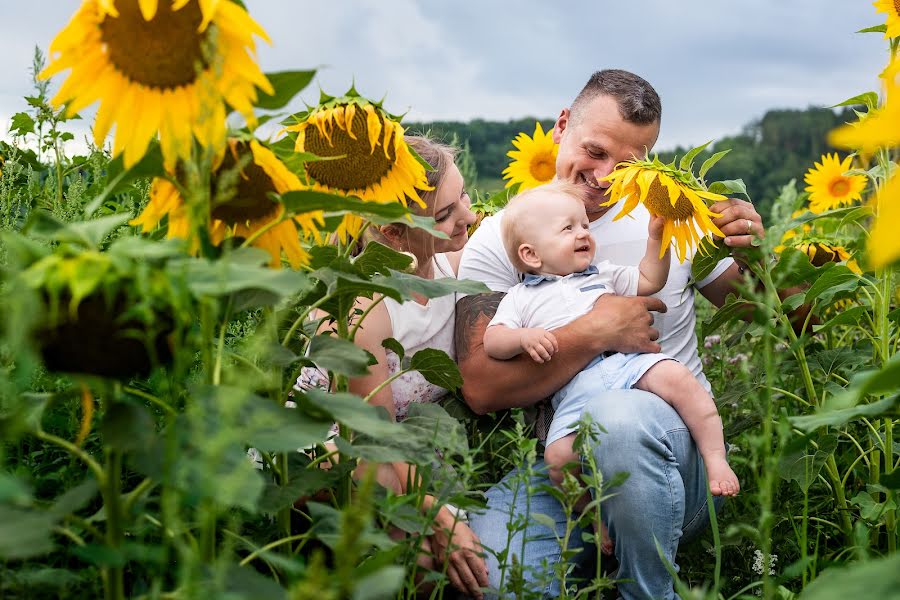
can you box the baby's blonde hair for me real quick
[500,180,587,273]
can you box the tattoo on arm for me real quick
[455,292,505,363]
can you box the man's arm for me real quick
[455,292,667,414]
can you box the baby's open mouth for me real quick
[575,244,591,252]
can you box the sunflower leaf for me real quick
[707,179,748,198]
[856,24,887,34]
[307,334,373,377]
[832,92,880,111]
[678,141,711,171]
[353,242,413,276]
[691,237,731,282]
[410,348,463,392]
[9,112,35,137]
[804,265,861,305]
[698,150,731,181]
[279,191,410,219]
[256,70,316,111]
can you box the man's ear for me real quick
[552,108,570,144]
[518,244,542,271]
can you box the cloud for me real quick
[0,0,888,155]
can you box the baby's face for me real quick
[523,192,596,276]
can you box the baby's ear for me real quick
[518,244,542,271]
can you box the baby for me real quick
[483,181,739,515]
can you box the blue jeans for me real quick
[468,390,718,599]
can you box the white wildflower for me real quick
[752,549,777,575]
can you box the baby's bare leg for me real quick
[545,434,613,554]
[635,360,740,496]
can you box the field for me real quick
[1,2,899,599]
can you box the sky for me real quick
[0,0,890,157]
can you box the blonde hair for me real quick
[500,180,586,273]
[360,135,458,254]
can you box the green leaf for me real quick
[176,250,314,300]
[371,271,489,301]
[777,434,837,492]
[790,395,898,432]
[804,265,861,305]
[0,506,55,559]
[27,211,132,249]
[223,566,290,600]
[100,402,155,453]
[807,347,869,377]
[49,479,99,519]
[255,70,316,111]
[382,337,405,361]
[307,334,374,377]
[353,241,413,277]
[410,348,463,392]
[707,179,748,198]
[258,469,338,514]
[814,306,868,334]
[698,149,730,180]
[280,190,411,219]
[71,544,126,567]
[772,248,818,287]
[850,491,896,523]
[0,473,33,506]
[702,297,747,338]
[678,141,711,171]
[298,389,405,439]
[9,112,35,137]
[85,144,165,216]
[832,92,880,110]
[856,24,888,34]
[351,566,406,600]
[796,554,900,599]
[691,237,730,282]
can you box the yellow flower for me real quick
[502,122,558,191]
[601,158,725,262]
[830,56,900,151]
[41,0,272,170]
[874,0,900,38]
[803,154,867,213]
[131,139,321,267]
[283,90,431,242]
[869,173,900,267]
[787,241,862,274]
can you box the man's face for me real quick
[552,94,660,220]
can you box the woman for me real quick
[301,136,486,598]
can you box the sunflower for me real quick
[600,157,726,262]
[502,122,558,191]
[131,139,322,267]
[869,173,900,267]
[803,154,867,213]
[786,241,862,274]
[830,56,900,151]
[874,0,900,38]
[283,89,431,242]
[41,0,272,170]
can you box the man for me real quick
[456,70,764,599]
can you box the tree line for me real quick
[406,106,859,219]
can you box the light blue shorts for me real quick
[545,352,673,446]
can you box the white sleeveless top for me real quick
[383,252,457,420]
[295,253,458,422]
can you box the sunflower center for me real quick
[894,0,900,15]
[304,107,395,191]
[828,177,850,197]
[211,143,278,223]
[808,243,838,267]
[100,1,208,90]
[529,153,556,182]
[641,178,696,220]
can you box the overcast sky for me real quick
[0,1,890,156]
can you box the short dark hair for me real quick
[570,69,661,126]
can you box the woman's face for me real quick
[408,164,476,255]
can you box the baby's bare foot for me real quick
[706,457,740,496]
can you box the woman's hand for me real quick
[429,507,488,599]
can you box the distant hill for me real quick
[406,106,859,219]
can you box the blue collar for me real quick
[523,264,598,287]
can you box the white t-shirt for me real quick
[489,264,638,331]
[458,202,733,392]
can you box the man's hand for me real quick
[577,294,668,354]
[520,328,559,363]
[709,198,765,248]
